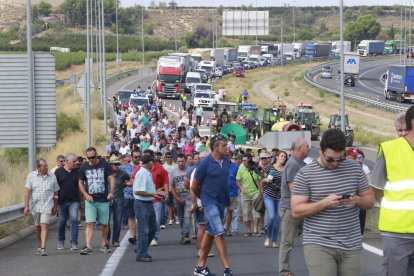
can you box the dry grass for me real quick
[215,63,397,146]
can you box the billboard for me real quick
[222,10,269,36]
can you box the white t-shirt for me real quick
[190,168,202,207]
[119,145,130,155]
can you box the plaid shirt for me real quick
[25,171,60,213]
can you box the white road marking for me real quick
[363,242,383,256]
[99,232,131,276]
[357,64,391,95]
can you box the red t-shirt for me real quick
[131,162,169,202]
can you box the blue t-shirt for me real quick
[228,162,239,197]
[194,154,231,207]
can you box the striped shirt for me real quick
[292,159,369,250]
[263,165,282,199]
[25,171,60,213]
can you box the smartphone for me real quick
[341,194,351,199]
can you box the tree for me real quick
[297,27,316,40]
[388,24,395,39]
[37,1,52,16]
[344,14,381,46]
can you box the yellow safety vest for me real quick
[378,137,414,233]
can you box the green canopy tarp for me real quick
[220,123,247,145]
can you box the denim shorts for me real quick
[85,201,109,224]
[204,203,225,237]
[195,209,208,225]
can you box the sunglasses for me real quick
[323,152,346,163]
[112,163,120,166]
[260,157,269,160]
[87,156,96,160]
[166,156,172,158]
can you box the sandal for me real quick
[272,242,279,248]
[244,232,252,237]
[253,232,262,237]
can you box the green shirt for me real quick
[236,164,259,197]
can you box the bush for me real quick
[56,113,81,140]
[4,148,28,164]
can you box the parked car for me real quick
[190,91,216,109]
[233,66,245,77]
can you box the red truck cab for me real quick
[156,65,182,99]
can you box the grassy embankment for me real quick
[215,63,397,147]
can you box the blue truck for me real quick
[304,42,331,58]
[384,65,414,103]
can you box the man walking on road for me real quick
[196,105,203,126]
[133,155,163,262]
[278,138,309,276]
[78,147,115,255]
[55,153,80,251]
[291,129,374,276]
[24,158,60,256]
[192,134,234,276]
[372,105,414,276]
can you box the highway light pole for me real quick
[339,0,345,133]
[116,0,120,74]
[26,0,35,171]
[86,0,92,147]
[141,0,145,67]
[101,0,108,134]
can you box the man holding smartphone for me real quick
[291,129,374,276]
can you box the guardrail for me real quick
[0,67,157,226]
[0,204,25,225]
[303,58,409,113]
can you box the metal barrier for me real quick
[0,204,25,225]
[303,59,409,113]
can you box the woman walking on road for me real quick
[263,151,287,248]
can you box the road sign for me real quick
[76,72,95,100]
[0,53,56,148]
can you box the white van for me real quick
[185,72,202,93]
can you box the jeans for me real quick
[176,198,192,237]
[134,200,156,258]
[231,195,241,233]
[153,201,162,240]
[108,198,124,244]
[263,194,280,243]
[57,201,80,245]
[161,200,167,225]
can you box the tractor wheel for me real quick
[346,130,354,147]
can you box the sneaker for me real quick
[168,219,173,225]
[175,218,180,224]
[182,236,191,245]
[57,241,64,250]
[70,244,78,251]
[36,247,41,255]
[100,244,112,253]
[224,268,233,276]
[128,237,137,245]
[194,266,215,276]
[80,246,93,255]
[160,224,166,229]
[150,239,158,246]
[40,248,47,256]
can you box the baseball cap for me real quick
[259,152,270,159]
[346,147,358,157]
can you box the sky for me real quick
[120,0,401,8]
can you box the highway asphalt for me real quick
[0,219,383,276]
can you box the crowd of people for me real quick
[22,88,414,276]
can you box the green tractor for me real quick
[238,103,261,141]
[328,113,354,147]
[293,104,321,141]
[261,100,287,134]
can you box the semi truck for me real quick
[331,41,351,56]
[384,40,406,54]
[343,52,361,77]
[384,65,414,103]
[198,60,216,78]
[211,48,225,66]
[223,48,238,64]
[258,43,278,56]
[168,53,195,75]
[275,44,295,59]
[155,62,182,99]
[304,42,331,58]
[237,45,261,61]
[357,40,385,57]
[293,43,306,58]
